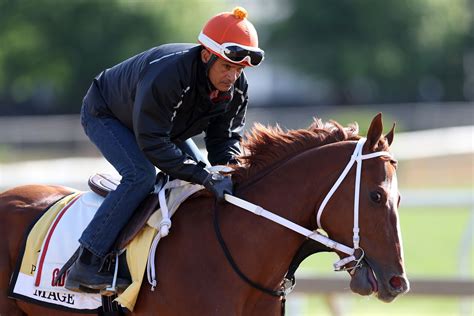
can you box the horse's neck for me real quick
[222,143,352,294]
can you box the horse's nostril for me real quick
[389,275,408,293]
[390,276,401,289]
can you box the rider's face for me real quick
[202,49,245,92]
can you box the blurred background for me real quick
[0,0,472,315]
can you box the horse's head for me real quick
[319,113,409,302]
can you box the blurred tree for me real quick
[266,0,472,105]
[0,0,221,115]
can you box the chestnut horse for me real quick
[0,114,409,315]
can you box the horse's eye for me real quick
[370,191,382,203]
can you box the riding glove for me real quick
[202,172,233,201]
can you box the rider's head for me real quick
[199,7,264,92]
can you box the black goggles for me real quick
[222,45,265,66]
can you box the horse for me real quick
[0,113,409,315]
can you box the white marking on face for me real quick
[389,171,398,207]
[381,164,398,207]
[384,165,405,264]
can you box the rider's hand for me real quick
[202,172,233,201]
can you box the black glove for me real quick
[202,172,233,201]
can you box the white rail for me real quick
[390,125,473,159]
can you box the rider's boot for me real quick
[65,246,130,295]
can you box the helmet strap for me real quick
[205,53,218,91]
[205,53,218,75]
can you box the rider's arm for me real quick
[205,84,248,165]
[132,74,209,184]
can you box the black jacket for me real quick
[83,44,248,184]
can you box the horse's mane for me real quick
[231,118,362,183]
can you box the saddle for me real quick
[88,173,161,250]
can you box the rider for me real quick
[65,7,264,292]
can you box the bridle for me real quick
[219,137,393,296]
[316,137,392,271]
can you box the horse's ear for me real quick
[385,122,396,146]
[366,113,384,151]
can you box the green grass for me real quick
[290,207,474,315]
[400,207,473,277]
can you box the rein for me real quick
[213,201,286,297]
[214,138,393,300]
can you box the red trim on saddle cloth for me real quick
[34,194,83,286]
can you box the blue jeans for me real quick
[79,101,207,257]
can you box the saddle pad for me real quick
[9,192,102,312]
[8,191,156,312]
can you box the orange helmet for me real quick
[198,7,264,67]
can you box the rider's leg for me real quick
[66,101,155,291]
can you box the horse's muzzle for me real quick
[350,260,409,302]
